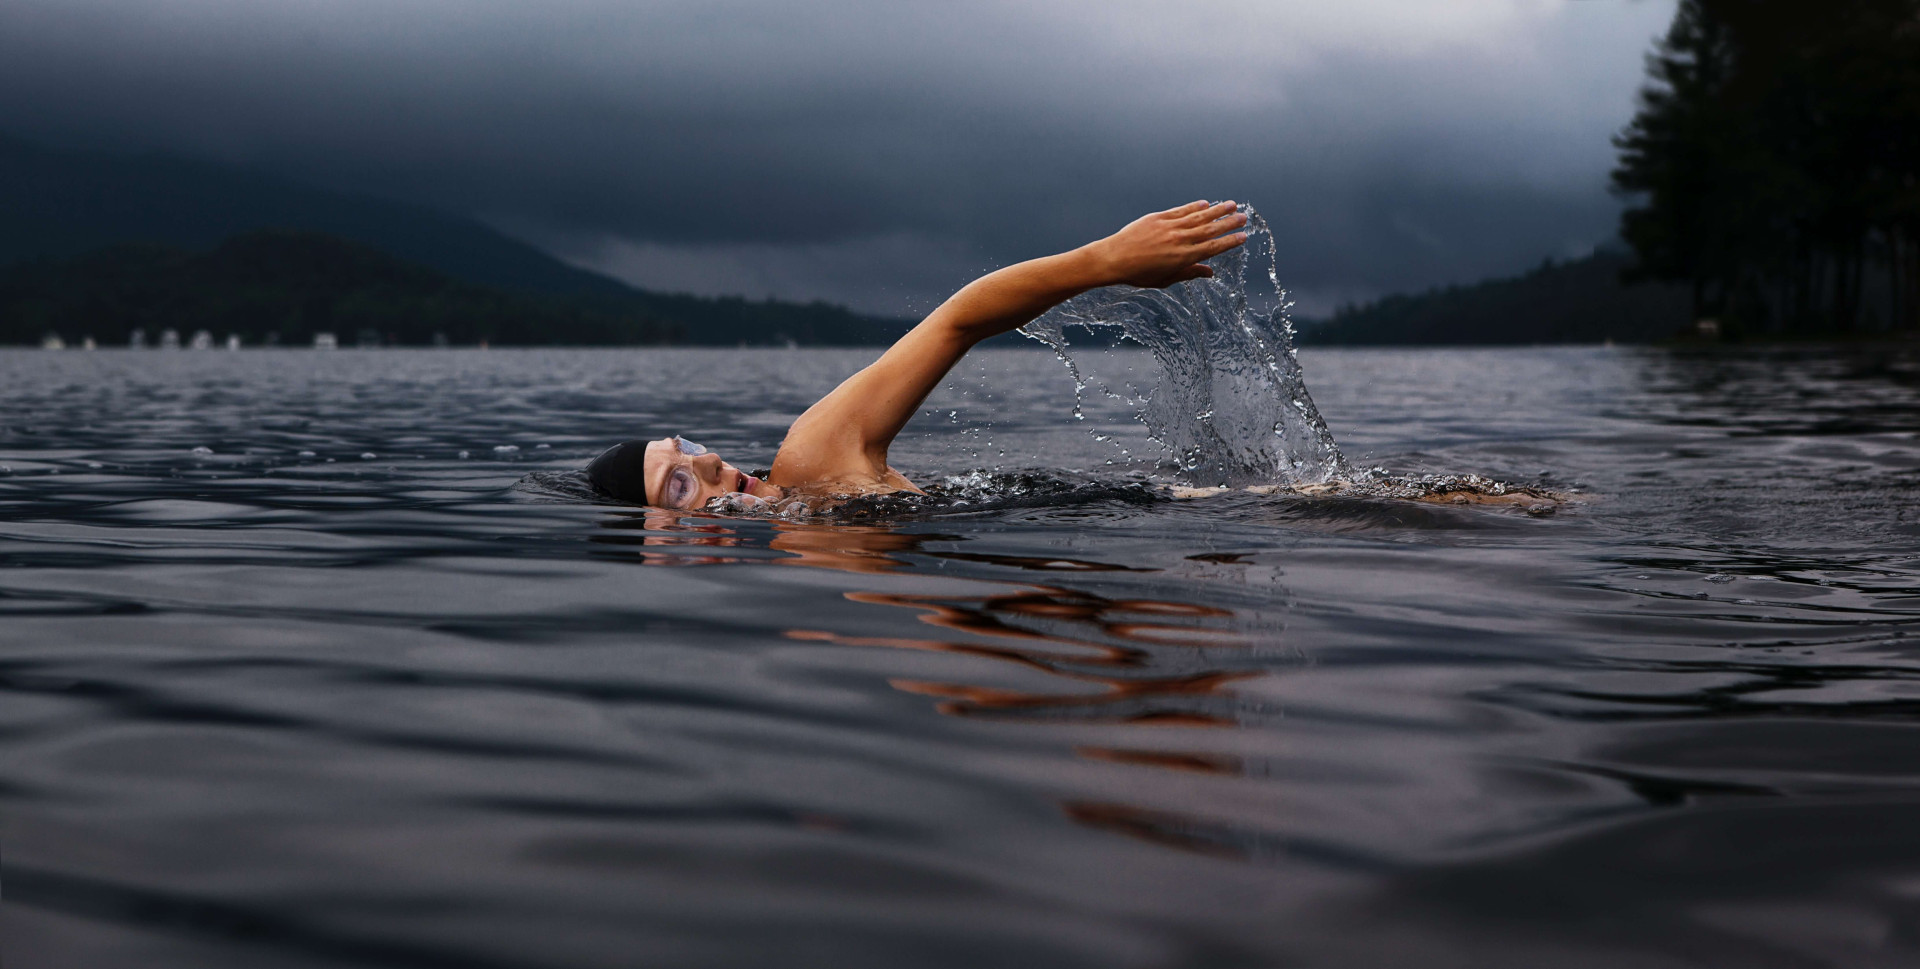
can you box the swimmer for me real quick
[587,200,1250,510]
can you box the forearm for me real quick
[923,246,1111,346]
[920,198,1244,346]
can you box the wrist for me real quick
[1068,239,1120,289]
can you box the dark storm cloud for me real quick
[0,0,1676,314]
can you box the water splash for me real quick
[1020,204,1348,488]
[525,467,1167,520]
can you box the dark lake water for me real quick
[3,344,1919,968]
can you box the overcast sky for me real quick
[0,0,1677,316]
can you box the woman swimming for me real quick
[586,200,1250,510]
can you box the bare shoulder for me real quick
[769,408,900,492]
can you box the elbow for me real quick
[917,307,996,351]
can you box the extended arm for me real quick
[769,200,1248,488]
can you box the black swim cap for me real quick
[586,439,652,504]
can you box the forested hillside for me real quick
[0,231,908,347]
[1300,250,1692,345]
[0,137,910,345]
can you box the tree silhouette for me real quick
[1613,0,1920,335]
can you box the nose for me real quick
[690,451,726,482]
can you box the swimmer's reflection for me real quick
[590,508,936,573]
[789,586,1256,726]
[589,508,749,566]
[597,510,1283,858]
[793,572,1284,858]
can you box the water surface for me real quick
[3,345,1918,967]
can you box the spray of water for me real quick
[1019,204,1348,487]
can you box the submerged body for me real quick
[586,201,1250,510]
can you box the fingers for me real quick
[1194,231,1248,259]
[1184,213,1248,243]
[1177,199,1238,227]
[1163,199,1212,218]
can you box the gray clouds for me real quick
[0,0,1676,314]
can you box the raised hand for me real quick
[1086,200,1249,289]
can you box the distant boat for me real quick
[160,329,181,350]
[313,332,338,350]
[39,334,65,350]
[225,334,241,351]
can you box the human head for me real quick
[586,436,781,508]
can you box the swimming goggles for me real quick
[659,436,708,509]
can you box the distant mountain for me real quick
[0,135,911,345]
[0,135,631,297]
[1299,249,1693,346]
[0,231,686,347]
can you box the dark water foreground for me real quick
[2,346,1918,968]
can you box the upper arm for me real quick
[772,317,975,484]
[773,246,1111,486]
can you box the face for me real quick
[644,436,780,509]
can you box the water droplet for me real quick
[458,450,471,460]
[1703,573,1735,584]
[190,446,214,456]
[493,445,520,453]
[298,450,316,458]
[360,452,377,460]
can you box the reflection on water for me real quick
[613,509,1280,854]
[3,345,1920,968]
[801,585,1258,726]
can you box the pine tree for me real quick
[1613,0,1920,335]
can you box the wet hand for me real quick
[1087,200,1248,289]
